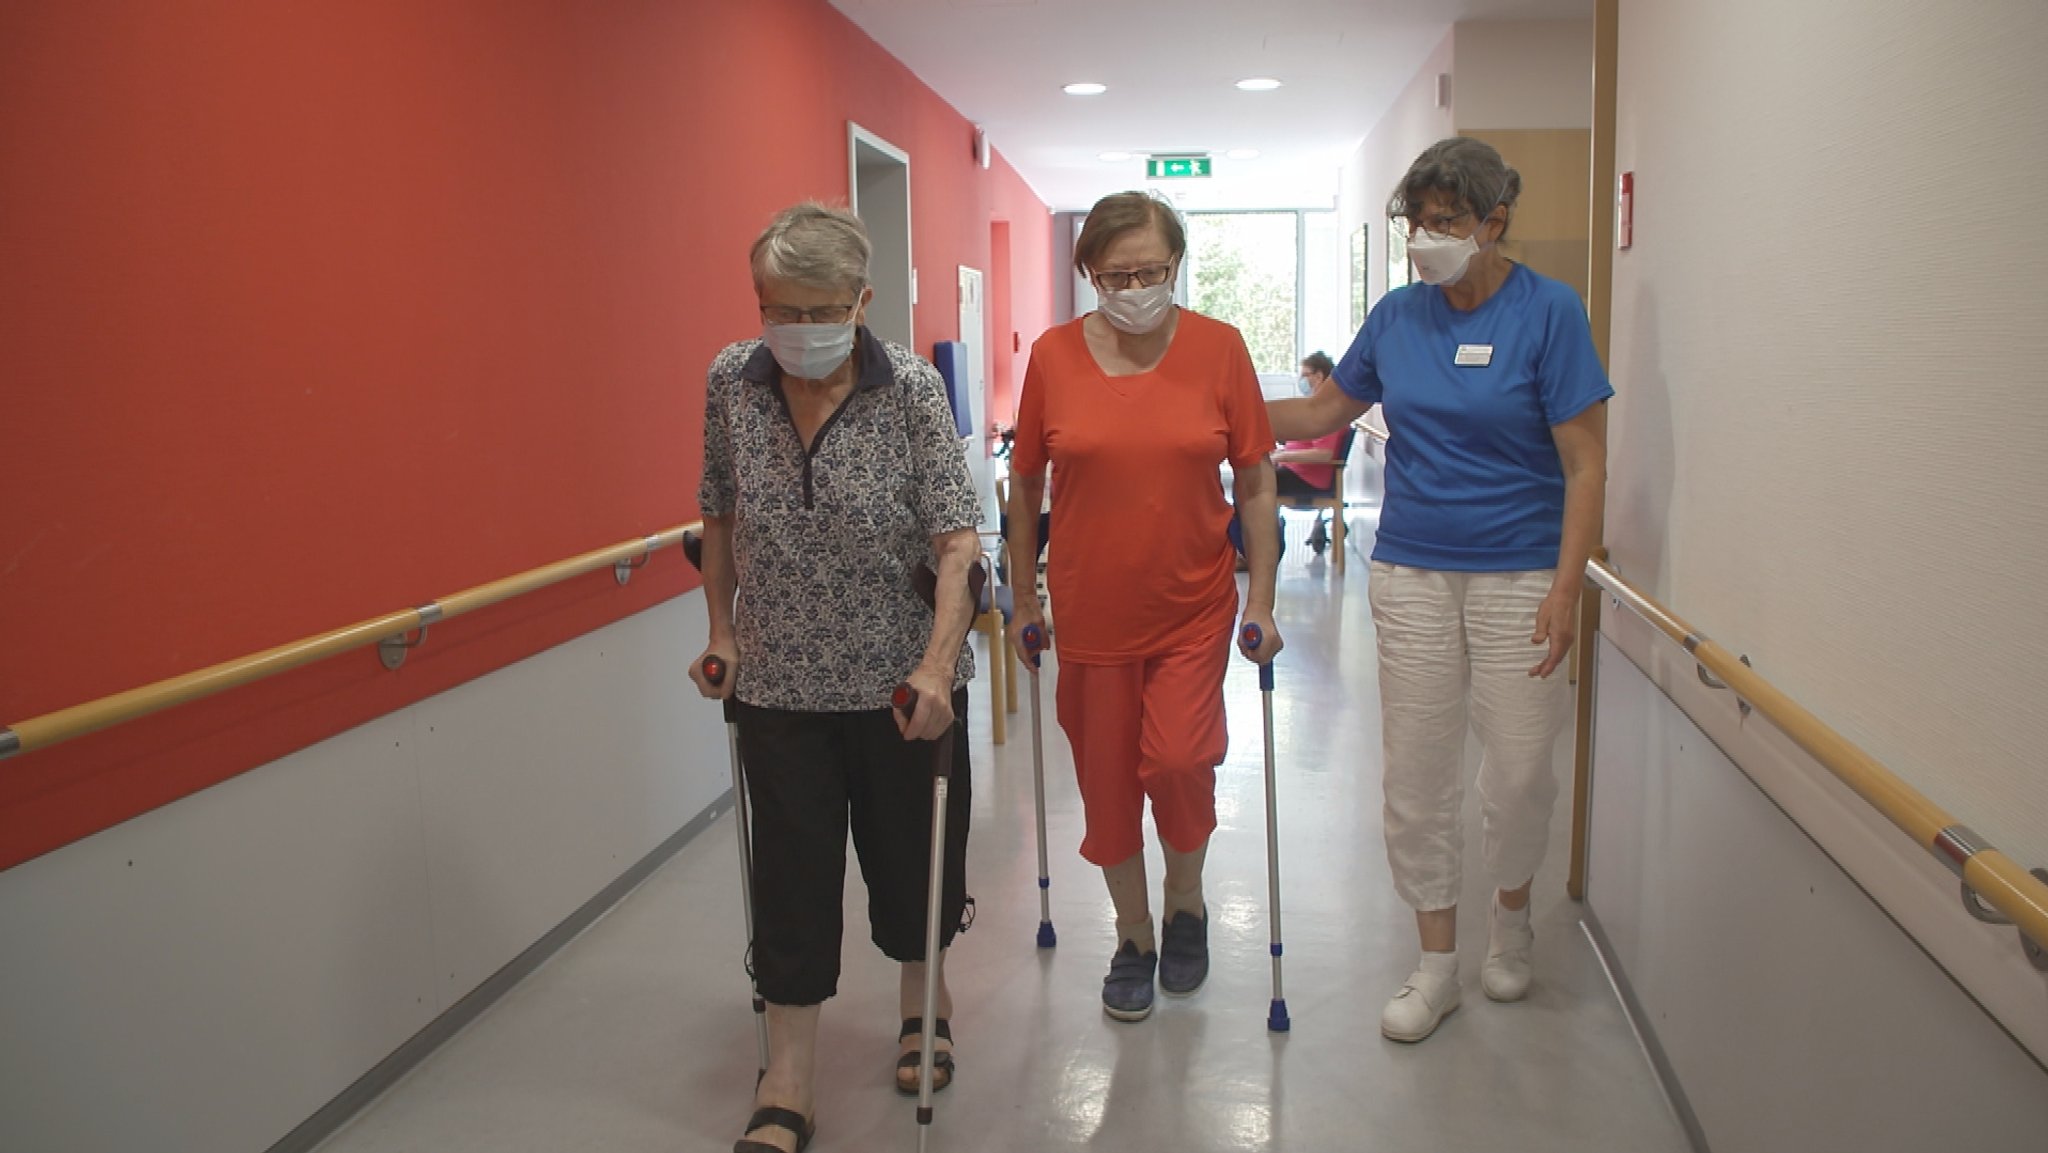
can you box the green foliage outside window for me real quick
[1187,213,1298,375]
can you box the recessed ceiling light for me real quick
[1226,148,1261,160]
[1235,77,1283,92]
[1098,151,1134,162]
[1063,82,1108,96]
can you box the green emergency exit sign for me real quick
[1147,156,1212,179]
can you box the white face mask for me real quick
[1408,185,1511,287]
[1407,228,1482,286]
[763,319,857,380]
[1098,280,1175,335]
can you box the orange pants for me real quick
[1056,638,1230,866]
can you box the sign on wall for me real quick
[1146,155,1212,179]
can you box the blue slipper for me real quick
[1159,910,1210,996]
[1102,939,1158,1021]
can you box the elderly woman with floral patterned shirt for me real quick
[693,202,982,1153]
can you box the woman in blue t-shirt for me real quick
[1269,137,1611,1044]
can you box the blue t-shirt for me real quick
[1333,264,1612,572]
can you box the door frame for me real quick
[848,123,915,349]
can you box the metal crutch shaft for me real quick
[1020,623,1056,949]
[897,556,986,1148]
[892,683,954,1153]
[702,654,772,1078]
[684,530,772,1078]
[1240,623,1290,1033]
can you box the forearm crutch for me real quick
[682,531,770,1082]
[1240,622,1291,1033]
[892,682,955,1153]
[1019,623,1056,949]
[899,557,988,1149]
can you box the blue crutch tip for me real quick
[1037,921,1057,949]
[1268,1000,1291,1032]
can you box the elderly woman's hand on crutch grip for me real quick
[900,533,981,741]
[897,662,958,742]
[1006,600,1049,678]
[691,642,740,701]
[685,520,741,701]
[1237,607,1284,665]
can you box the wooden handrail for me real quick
[1351,416,1390,444]
[1585,556,2048,966]
[0,523,702,761]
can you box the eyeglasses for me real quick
[1092,263,1174,291]
[760,303,859,325]
[1402,210,1476,237]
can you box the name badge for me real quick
[1455,344,1494,367]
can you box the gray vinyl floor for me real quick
[314,508,1692,1153]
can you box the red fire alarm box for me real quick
[1617,171,1634,250]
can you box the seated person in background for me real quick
[1272,352,1348,497]
[1228,353,1349,562]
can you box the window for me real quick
[1182,210,1350,379]
[1185,212,1299,375]
[1349,224,1368,331]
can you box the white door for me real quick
[957,266,995,531]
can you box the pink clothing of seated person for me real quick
[1275,428,1346,493]
[1273,353,1351,496]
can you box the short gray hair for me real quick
[1389,137,1522,239]
[750,202,871,293]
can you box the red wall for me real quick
[0,0,1052,870]
[992,207,1051,424]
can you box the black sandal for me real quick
[733,1105,814,1153]
[894,1017,955,1096]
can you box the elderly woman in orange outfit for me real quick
[1005,191,1283,1023]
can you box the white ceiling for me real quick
[829,0,1592,213]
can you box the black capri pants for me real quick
[734,687,972,1007]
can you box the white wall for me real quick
[0,597,729,1153]
[1452,20,1594,131]
[1608,0,2048,869]
[1586,626,2048,1147]
[1339,30,1456,306]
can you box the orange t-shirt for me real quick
[1011,310,1274,662]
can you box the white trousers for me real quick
[1368,562,1569,912]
